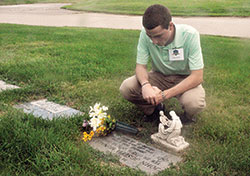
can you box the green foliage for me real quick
[2,0,249,16]
[0,0,77,5]
[0,105,85,175]
[0,24,250,175]
[65,0,250,16]
[0,25,137,85]
[0,0,250,16]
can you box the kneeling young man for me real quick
[120,4,206,123]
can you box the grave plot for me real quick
[0,80,20,92]
[14,98,183,175]
[14,99,83,120]
[89,132,182,175]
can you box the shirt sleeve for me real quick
[136,29,150,65]
[187,31,204,70]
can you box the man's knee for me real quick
[119,79,130,99]
[119,76,139,100]
[183,97,206,116]
[179,85,206,116]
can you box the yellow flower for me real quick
[90,131,94,137]
[96,127,103,134]
[83,135,88,142]
[108,115,111,119]
[101,118,105,125]
[82,131,95,142]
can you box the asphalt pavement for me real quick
[0,3,250,38]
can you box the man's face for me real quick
[145,25,172,46]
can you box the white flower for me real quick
[89,103,101,117]
[89,110,98,118]
[102,106,108,111]
[94,103,101,112]
[88,103,109,131]
[98,111,107,118]
[89,117,101,131]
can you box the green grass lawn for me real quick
[1,0,250,17]
[0,24,250,175]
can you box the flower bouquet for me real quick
[82,103,116,142]
[82,103,138,142]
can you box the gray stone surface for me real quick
[89,132,182,175]
[14,99,83,120]
[0,80,20,92]
[0,3,250,38]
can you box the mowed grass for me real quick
[1,0,250,17]
[64,0,250,17]
[0,24,250,175]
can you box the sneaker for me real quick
[143,103,165,122]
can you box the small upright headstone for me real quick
[14,99,83,120]
[89,132,182,175]
[0,80,20,92]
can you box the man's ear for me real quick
[169,22,174,31]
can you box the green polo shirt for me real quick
[136,24,204,75]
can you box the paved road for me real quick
[1,3,250,38]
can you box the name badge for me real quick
[169,48,184,61]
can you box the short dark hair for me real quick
[143,4,172,30]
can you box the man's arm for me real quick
[158,69,203,101]
[136,64,161,105]
[135,64,149,86]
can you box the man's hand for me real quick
[135,64,168,105]
[142,85,163,105]
[152,86,166,104]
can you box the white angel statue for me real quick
[151,110,189,152]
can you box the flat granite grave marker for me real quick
[14,99,83,120]
[89,132,182,175]
[0,80,20,92]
